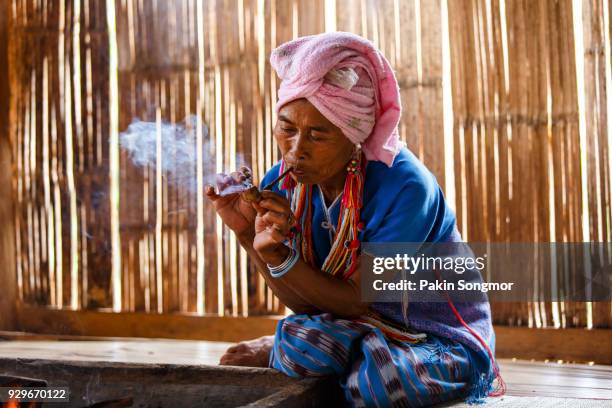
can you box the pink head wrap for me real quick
[270,31,404,167]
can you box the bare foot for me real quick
[219,335,274,367]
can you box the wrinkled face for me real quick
[274,99,354,185]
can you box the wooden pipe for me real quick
[241,166,294,203]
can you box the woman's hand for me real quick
[204,169,258,240]
[219,335,274,367]
[252,191,296,265]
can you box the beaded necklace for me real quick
[278,147,367,280]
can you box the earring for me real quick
[346,145,362,175]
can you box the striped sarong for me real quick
[269,313,490,407]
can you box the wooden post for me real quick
[0,1,16,331]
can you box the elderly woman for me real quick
[205,32,502,407]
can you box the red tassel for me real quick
[281,174,296,190]
[279,160,296,190]
[341,176,352,207]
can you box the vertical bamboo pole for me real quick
[572,0,592,329]
[419,0,446,187]
[196,0,206,316]
[450,0,474,242]
[0,0,16,330]
[441,0,456,211]
[155,107,163,313]
[107,0,122,312]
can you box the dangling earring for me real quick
[341,144,363,209]
[324,143,366,279]
[346,144,362,175]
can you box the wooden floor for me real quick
[0,338,233,366]
[1,335,611,405]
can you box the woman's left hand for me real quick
[252,191,296,266]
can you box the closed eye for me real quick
[310,132,329,141]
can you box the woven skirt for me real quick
[268,313,493,407]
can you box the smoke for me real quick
[119,115,248,195]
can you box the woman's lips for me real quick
[289,165,306,175]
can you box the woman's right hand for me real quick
[205,170,258,240]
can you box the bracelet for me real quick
[267,247,300,278]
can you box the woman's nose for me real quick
[289,133,308,160]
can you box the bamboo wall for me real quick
[5,0,612,328]
[447,0,612,328]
